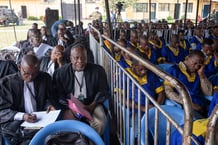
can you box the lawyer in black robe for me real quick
[0,72,55,123]
[53,45,109,135]
[53,63,109,105]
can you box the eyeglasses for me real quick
[58,28,65,31]
[21,67,39,77]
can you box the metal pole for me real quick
[74,0,77,26]
[8,0,17,42]
[195,0,200,26]
[149,0,151,22]
[60,0,63,19]
[105,0,114,57]
[105,0,112,38]
[208,0,212,21]
[184,0,188,26]
[78,0,81,23]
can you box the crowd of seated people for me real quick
[91,18,218,143]
[0,18,218,145]
[0,21,108,145]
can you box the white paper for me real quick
[21,110,61,129]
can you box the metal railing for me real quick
[88,24,197,145]
[205,105,218,145]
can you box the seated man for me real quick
[199,38,218,78]
[160,35,187,64]
[0,55,56,145]
[55,23,74,49]
[53,43,110,135]
[148,31,164,63]
[137,35,157,64]
[189,27,204,50]
[124,53,165,140]
[126,54,165,110]
[40,45,65,77]
[118,45,135,69]
[178,29,191,56]
[17,29,53,63]
[113,39,126,62]
[164,50,212,119]
[0,60,18,78]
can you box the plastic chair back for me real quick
[29,120,105,145]
[141,105,185,145]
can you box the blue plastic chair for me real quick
[141,105,185,145]
[29,120,105,145]
[157,63,173,72]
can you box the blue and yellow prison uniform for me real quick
[148,39,163,63]
[170,118,208,145]
[204,55,218,78]
[209,74,218,93]
[189,36,203,50]
[103,39,112,54]
[137,47,157,64]
[208,91,218,116]
[159,45,187,64]
[126,68,164,106]
[164,63,204,106]
[103,39,122,62]
[209,34,218,40]
[118,56,132,70]
[180,39,191,56]
[126,41,137,49]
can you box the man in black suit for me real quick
[53,43,109,135]
[0,55,56,145]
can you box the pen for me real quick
[47,106,51,114]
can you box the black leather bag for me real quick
[1,120,38,145]
[44,132,90,145]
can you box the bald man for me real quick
[0,55,56,145]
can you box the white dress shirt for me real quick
[14,81,37,120]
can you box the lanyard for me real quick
[25,82,35,98]
[47,61,54,71]
[74,72,84,93]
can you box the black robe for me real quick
[0,72,56,124]
[0,60,18,79]
[39,56,59,73]
[53,63,109,105]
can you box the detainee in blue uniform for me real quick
[164,50,212,119]
[199,38,218,78]
[148,31,164,63]
[209,74,218,93]
[118,45,135,69]
[113,39,127,62]
[137,35,157,64]
[124,53,165,138]
[126,29,138,49]
[178,29,191,56]
[160,35,187,64]
[189,27,204,50]
[126,68,164,109]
